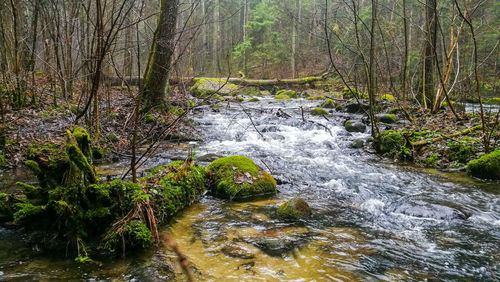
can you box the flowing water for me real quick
[0,98,499,281]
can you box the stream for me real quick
[0,98,499,280]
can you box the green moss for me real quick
[72,127,92,161]
[142,160,206,216]
[421,153,439,168]
[276,89,297,98]
[448,141,472,163]
[380,94,395,102]
[466,150,500,180]
[239,87,261,96]
[190,77,238,97]
[343,87,368,99]
[247,97,260,102]
[125,221,153,249]
[13,202,45,224]
[277,198,311,220]
[375,131,411,160]
[310,108,329,116]
[377,114,398,123]
[169,107,185,116]
[274,93,291,100]
[0,155,5,168]
[206,156,276,201]
[306,96,325,100]
[66,143,97,184]
[389,107,402,114]
[233,97,245,102]
[484,97,500,105]
[321,99,335,109]
[144,113,156,123]
[0,193,9,212]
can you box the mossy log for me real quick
[0,127,206,258]
[106,75,327,88]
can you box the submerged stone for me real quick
[206,156,277,201]
[466,150,500,180]
[277,198,312,220]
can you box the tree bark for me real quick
[142,0,179,111]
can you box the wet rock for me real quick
[376,113,398,124]
[351,139,364,149]
[239,227,311,257]
[206,156,277,201]
[277,198,312,220]
[392,200,467,220]
[196,153,223,163]
[344,120,366,133]
[221,242,255,259]
[344,101,368,113]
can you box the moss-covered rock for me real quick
[190,77,238,97]
[247,97,260,102]
[274,93,291,100]
[380,94,395,102]
[310,108,329,116]
[306,95,325,100]
[206,156,277,201]
[466,150,500,180]
[321,99,335,109]
[374,131,411,160]
[344,120,366,133]
[277,198,311,220]
[276,89,297,98]
[351,139,364,149]
[0,154,5,168]
[376,113,398,123]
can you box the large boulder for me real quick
[344,120,366,133]
[466,150,500,180]
[206,156,277,200]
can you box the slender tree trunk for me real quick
[402,0,408,110]
[423,0,437,109]
[142,0,179,111]
[369,0,379,137]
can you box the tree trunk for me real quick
[142,0,179,111]
[423,0,437,109]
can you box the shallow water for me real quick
[0,98,499,280]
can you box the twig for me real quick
[161,234,196,282]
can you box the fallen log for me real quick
[105,75,328,88]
